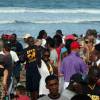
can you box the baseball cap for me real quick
[70,73,83,83]
[23,33,31,39]
[70,41,80,49]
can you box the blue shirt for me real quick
[61,51,88,82]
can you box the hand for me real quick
[3,83,8,95]
[0,65,4,68]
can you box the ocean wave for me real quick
[0,7,100,14]
[0,19,100,24]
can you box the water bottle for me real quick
[3,95,9,100]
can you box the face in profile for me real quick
[43,51,50,61]
[46,79,59,96]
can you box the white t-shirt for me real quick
[38,95,69,100]
[0,50,19,62]
[62,89,76,100]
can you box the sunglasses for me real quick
[44,55,50,57]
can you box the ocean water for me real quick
[0,0,100,37]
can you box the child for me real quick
[14,85,30,100]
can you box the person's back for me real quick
[61,51,87,82]
[61,41,87,89]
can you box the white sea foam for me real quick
[0,19,100,24]
[0,7,100,14]
[0,20,16,24]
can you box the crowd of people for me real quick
[0,29,100,100]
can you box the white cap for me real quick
[23,33,31,39]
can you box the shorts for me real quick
[26,72,41,92]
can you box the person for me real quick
[0,39,3,51]
[38,75,68,100]
[65,39,74,54]
[53,34,62,64]
[23,33,32,48]
[37,30,47,39]
[61,41,88,89]
[11,33,23,83]
[21,36,41,100]
[46,37,58,75]
[38,48,53,96]
[0,54,9,99]
[0,43,15,99]
[71,94,91,100]
[92,43,100,67]
[62,73,83,100]
[85,29,97,44]
[89,43,100,70]
[55,30,65,44]
[11,33,23,57]
[82,66,100,96]
[60,47,68,61]
[14,85,30,100]
[56,30,63,37]
[0,41,19,72]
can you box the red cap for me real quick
[71,41,80,49]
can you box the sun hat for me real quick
[65,34,75,40]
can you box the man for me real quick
[21,36,41,100]
[61,41,88,89]
[38,75,68,100]
[62,73,84,100]
[11,33,23,83]
[90,43,100,67]
[82,67,100,96]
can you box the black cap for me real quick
[70,73,83,83]
[56,30,63,36]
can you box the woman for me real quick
[38,49,54,96]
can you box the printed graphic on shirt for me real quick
[88,94,100,100]
[27,49,36,63]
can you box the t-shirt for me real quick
[0,50,19,63]
[62,89,76,100]
[22,45,41,76]
[38,95,69,100]
[16,95,30,100]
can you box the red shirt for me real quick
[17,95,30,100]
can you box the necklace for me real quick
[88,84,96,90]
